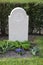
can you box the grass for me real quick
[0,57,43,65]
[33,36,43,58]
[0,0,43,3]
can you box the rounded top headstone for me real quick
[9,7,28,23]
[10,7,27,16]
[9,7,28,41]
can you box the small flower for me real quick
[15,48,24,53]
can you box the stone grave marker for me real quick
[9,7,29,41]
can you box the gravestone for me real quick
[9,7,29,41]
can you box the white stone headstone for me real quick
[9,7,29,41]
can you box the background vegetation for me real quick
[0,0,43,3]
[0,3,43,35]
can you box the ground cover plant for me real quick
[0,40,31,54]
[0,37,42,56]
[0,36,43,56]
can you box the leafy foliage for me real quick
[21,41,30,50]
[31,46,39,55]
[29,3,43,34]
[0,40,31,53]
[0,3,43,35]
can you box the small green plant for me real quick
[0,40,8,53]
[7,41,15,51]
[31,46,39,56]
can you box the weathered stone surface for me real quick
[9,7,29,41]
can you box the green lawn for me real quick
[0,57,43,65]
[0,0,43,3]
[33,36,43,58]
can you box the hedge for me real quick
[0,3,43,36]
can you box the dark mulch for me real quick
[0,50,32,58]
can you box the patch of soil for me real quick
[0,51,32,58]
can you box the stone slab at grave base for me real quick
[9,7,29,41]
